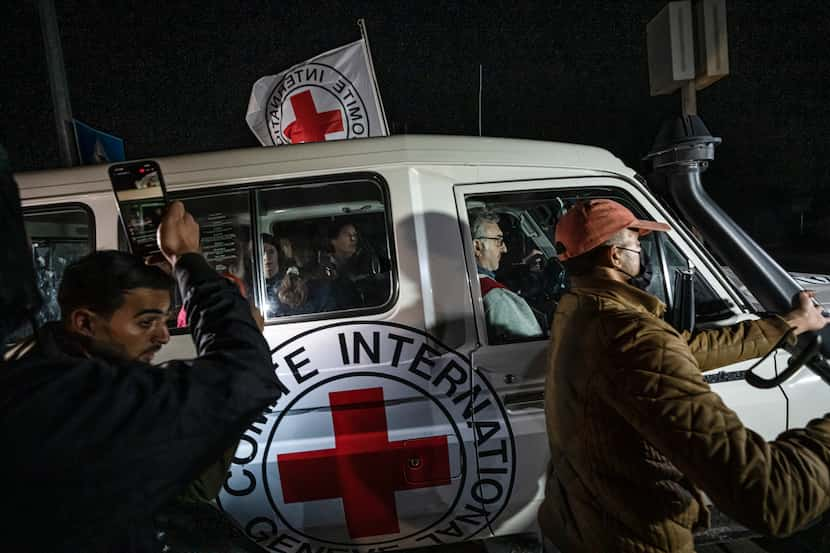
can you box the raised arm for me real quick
[0,203,284,549]
[683,316,793,372]
[685,291,828,373]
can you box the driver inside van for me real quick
[471,209,543,341]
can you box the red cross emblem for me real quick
[283,90,344,144]
[277,387,452,538]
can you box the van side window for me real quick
[465,189,733,346]
[10,205,94,338]
[176,191,253,327]
[256,178,394,320]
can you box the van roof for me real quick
[14,135,632,197]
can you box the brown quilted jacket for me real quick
[538,274,830,553]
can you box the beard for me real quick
[84,336,134,362]
[71,324,136,363]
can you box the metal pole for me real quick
[37,0,78,167]
[357,18,390,135]
[680,80,697,116]
[478,64,483,136]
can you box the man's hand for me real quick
[782,290,830,336]
[521,249,545,272]
[157,201,200,267]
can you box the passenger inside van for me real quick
[256,233,335,318]
[309,220,391,310]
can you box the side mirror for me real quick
[669,268,696,333]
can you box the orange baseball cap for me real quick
[555,199,671,261]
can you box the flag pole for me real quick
[357,18,390,135]
[478,64,483,136]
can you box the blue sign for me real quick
[73,119,125,165]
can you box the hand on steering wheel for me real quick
[521,249,546,272]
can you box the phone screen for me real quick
[109,160,168,259]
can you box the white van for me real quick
[14,135,828,551]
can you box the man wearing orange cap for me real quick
[538,199,830,553]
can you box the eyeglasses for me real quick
[615,246,641,255]
[476,235,505,247]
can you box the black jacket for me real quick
[0,254,282,552]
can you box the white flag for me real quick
[246,39,389,146]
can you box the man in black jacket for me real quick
[0,145,40,340]
[0,200,283,552]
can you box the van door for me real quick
[454,177,788,536]
[167,174,479,550]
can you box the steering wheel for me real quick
[525,252,546,272]
[514,254,556,301]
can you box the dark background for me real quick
[2,1,828,270]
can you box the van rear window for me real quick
[173,174,395,328]
[9,204,95,339]
[256,178,394,320]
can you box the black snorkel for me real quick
[644,116,830,388]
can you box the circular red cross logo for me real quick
[265,62,370,145]
[266,374,466,544]
[220,322,516,552]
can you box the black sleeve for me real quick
[0,253,284,550]
[0,164,41,344]
[177,253,271,368]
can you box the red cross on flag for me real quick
[246,39,389,146]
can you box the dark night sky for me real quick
[2,1,829,270]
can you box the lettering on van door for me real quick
[219,322,516,552]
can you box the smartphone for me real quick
[109,160,168,259]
